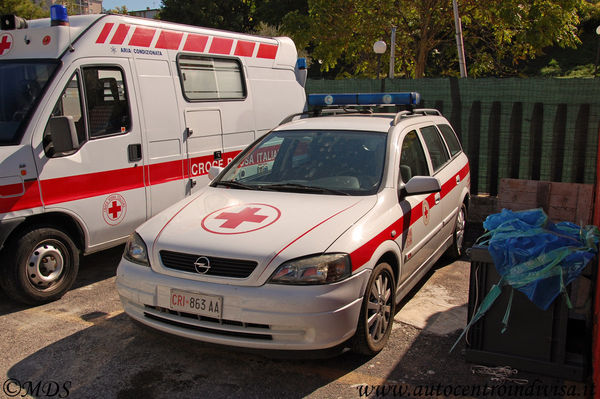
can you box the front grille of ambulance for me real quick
[160,250,258,278]
[143,305,273,341]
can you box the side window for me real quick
[177,55,245,101]
[400,131,429,183]
[82,67,131,138]
[420,125,450,172]
[43,72,86,157]
[438,124,462,156]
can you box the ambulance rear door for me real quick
[33,57,147,251]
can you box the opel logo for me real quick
[193,256,211,274]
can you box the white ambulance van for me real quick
[0,6,307,304]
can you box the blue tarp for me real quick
[451,208,599,352]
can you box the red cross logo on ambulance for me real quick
[422,200,430,226]
[0,33,14,56]
[102,194,127,226]
[201,203,280,235]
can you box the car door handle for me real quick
[128,143,142,162]
[456,175,460,184]
[435,193,441,204]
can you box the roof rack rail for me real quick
[392,108,442,126]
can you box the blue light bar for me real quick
[308,92,421,107]
[50,5,69,27]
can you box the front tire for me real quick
[0,227,79,305]
[352,262,396,356]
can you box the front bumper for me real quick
[116,258,370,350]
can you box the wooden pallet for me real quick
[497,178,594,225]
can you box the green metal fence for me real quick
[306,78,600,195]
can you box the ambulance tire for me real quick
[446,203,467,260]
[0,227,79,305]
[352,262,396,356]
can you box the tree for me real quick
[283,0,587,78]
[0,0,48,20]
[158,0,306,33]
[106,6,129,15]
[159,0,256,32]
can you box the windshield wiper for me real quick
[259,183,350,196]
[214,180,255,190]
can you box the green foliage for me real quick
[283,0,589,78]
[159,0,259,32]
[0,0,48,19]
[107,6,129,15]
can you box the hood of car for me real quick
[144,187,377,285]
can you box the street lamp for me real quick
[595,25,600,77]
[373,40,387,80]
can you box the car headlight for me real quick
[269,253,351,285]
[123,232,150,266]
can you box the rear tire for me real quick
[0,227,79,305]
[352,262,396,356]
[446,203,467,260]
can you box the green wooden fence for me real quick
[305,78,600,195]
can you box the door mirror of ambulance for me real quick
[399,176,441,199]
[208,166,224,180]
[46,116,79,157]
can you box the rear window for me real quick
[420,126,450,172]
[438,124,462,156]
[177,55,246,101]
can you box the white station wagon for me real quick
[116,93,470,355]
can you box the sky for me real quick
[102,0,161,12]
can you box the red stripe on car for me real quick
[110,24,131,45]
[95,23,114,44]
[256,44,277,59]
[129,27,156,47]
[209,37,233,55]
[183,33,208,52]
[155,30,183,50]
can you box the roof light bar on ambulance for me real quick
[50,5,69,26]
[308,92,421,107]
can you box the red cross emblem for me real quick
[108,201,122,219]
[422,200,430,226]
[0,33,13,56]
[103,194,127,225]
[202,203,281,235]
[215,207,268,229]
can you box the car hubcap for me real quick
[456,208,466,251]
[366,272,392,343]
[27,243,65,288]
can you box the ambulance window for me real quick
[178,55,246,101]
[400,131,429,183]
[420,125,450,172]
[82,67,131,138]
[437,124,462,156]
[43,72,86,157]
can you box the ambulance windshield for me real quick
[0,60,60,145]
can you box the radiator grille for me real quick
[160,250,258,278]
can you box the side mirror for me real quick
[47,116,79,156]
[399,176,441,200]
[208,166,224,180]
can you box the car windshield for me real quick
[0,60,60,145]
[215,129,387,195]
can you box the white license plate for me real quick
[169,289,222,318]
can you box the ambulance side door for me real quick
[395,129,442,281]
[33,58,146,251]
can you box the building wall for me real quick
[37,0,102,15]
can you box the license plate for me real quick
[169,289,222,318]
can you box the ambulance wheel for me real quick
[352,262,395,356]
[446,203,467,260]
[0,227,79,305]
